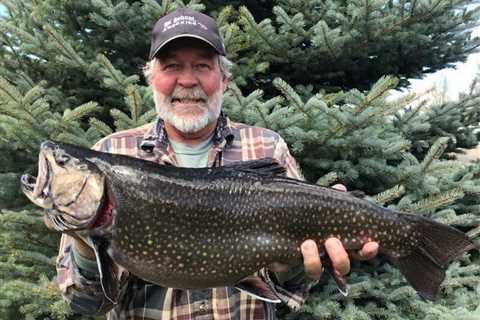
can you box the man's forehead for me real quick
[156,38,217,60]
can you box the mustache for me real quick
[170,86,208,102]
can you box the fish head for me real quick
[21,141,105,230]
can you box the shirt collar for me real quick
[140,112,234,153]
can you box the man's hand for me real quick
[300,238,379,280]
[65,230,97,260]
[299,183,379,279]
[270,183,379,280]
[43,215,96,260]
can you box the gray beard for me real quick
[153,86,223,134]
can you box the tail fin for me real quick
[391,214,477,300]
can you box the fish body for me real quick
[21,141,477,301]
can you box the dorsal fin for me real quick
[225,158,286,176]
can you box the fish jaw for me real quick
[21,148,53,209]
[21,140,106,231]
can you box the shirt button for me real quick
[199,302,209,313]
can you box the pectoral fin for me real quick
[235,276,281,303]
[88,236,118,305]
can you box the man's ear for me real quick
[222,76,229,92]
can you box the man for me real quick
[55,8,378,319]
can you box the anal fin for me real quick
[321,253,348,296]
[235,276,281,303]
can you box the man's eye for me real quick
[196,64,211,70]
[164,64,180,70]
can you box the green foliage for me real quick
[230,0,480,93]
[1,0,480,319]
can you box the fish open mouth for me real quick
[21,174,37,192]
[20,153,52,208]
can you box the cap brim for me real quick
[150,34,225,59]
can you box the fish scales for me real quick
[21,141,477,302]
[106,160,415,287]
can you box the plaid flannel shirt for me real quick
[56,114,317,320]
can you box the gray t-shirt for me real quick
[169,136,213,168]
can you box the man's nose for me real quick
[177,68,198,88]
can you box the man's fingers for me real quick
[355,241,379,260]
[269,262,290,273]
[331,184,347,192]
[300,240,323,280]
[324,238,350,276]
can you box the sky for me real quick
[399,27,480,101]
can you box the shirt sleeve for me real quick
[262,136,318,311]
[271,137,303,180]
[55,139,119,315]
[56,235,118,314]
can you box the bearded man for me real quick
[54,8,378,319]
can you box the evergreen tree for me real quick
[1,0,480,319]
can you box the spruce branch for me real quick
[0,21,37,47]
[90,0,137,40]
[97,54,139,93]
[383,140,412,155]
[394,97,429,127]
[41,25,87,69]
[139,108,157,124]
[273,6,308,38]
[273,78,313,120]
[407,188,465,213]
[363,0,372,45]
[30,100,50,119]
[251,101,270,128]
[410,0,417,16]
[239,6,283,53]
[141,0,168,17]
[437,213,480,227]
[111,108,133,130]
[373,184,406,205]
[23,85,45,106]
[467,226,480,240]
[173,0,205,11]
[0,28,25,68]
[126,85,142,123]
[88,118,113,137]
[55,133,91,147]
[364,76,398,109]
[0,76,22,103]
[425,160,465,175]
[62,102,99,123]
[313,20,339,60]
[421,137,450,172]
[316,172,338,186]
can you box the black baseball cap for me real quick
[149,8,226,60]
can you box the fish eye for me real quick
[56,153,71,167]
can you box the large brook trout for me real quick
[21,141,477,302]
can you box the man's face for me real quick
[150,39,228,134]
